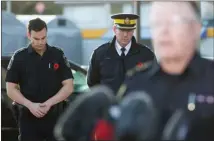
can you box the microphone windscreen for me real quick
[54,85,116,141]
[115,91,159,141]
[162,109,190,140]
[91,119,115,141]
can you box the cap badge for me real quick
[124,17,130,24]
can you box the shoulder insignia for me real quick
[116,84,127,100]
[13,47,26,55]
[7,47,26,70]
[62,53,71,68]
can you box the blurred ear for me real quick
[113,25,117,35]
[27,32,31,40]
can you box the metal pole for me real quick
[6,0,12,13]
[134,1,141,42]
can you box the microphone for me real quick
[115,91,159,141]
[162,109,190,140]
[54,85,116,141]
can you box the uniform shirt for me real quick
[87,36,155,93]
[115,40,131,56]
[5,44,74,103]
[120,52,214,139]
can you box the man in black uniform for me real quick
[87,13,155,93]
[117,1,214,140]
[5,18,74,141]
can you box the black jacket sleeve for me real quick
[87,50,100,87]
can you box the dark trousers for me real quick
[19,118,57,141]
[18,106,61,141]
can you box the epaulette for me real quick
[126,61,153,78]
[117,83,127,101]
[116,61,153,100]
[7,47,26,70]
[12,47,26,56]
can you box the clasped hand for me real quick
[27,102,52,118]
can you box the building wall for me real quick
[122,2,151,27]
[201,2,214,20]
[62,3,111,39]
[62,3,111,29]
[58,2,214,65]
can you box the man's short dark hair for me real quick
[28,18,47,33]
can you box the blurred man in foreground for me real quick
[117,1,214,140]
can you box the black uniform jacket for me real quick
[87,36,155,93]
[118,52,214,139]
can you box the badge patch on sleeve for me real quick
[63,54,71,68]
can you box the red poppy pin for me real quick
[53,63,59,70]
[137,62,143,68]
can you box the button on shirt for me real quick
[115,40,131,56]
[5,44,74,102]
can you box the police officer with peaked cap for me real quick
[117,2,214,140]
[87,13,155,93]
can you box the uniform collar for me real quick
[107,36,140,58]
[149,52,203,77]
[28,44,49,54]
[115,40,132,55]
[187,52,203,76]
